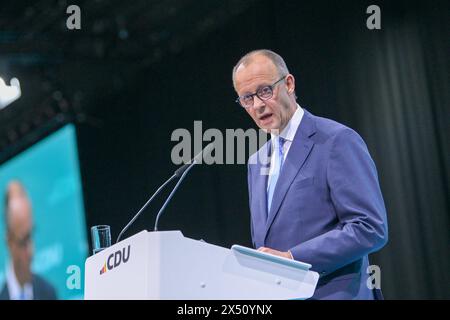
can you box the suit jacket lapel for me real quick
[253,140,272,221]
[264,110,316,242]
[252,141,270,246]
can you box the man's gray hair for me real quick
[232,49,290,89]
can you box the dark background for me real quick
[0,0,449,299]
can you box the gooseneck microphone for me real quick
[116,143,214,243]
[116,173,177,243]
[153,142,214,231]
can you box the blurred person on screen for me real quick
[0,180,57,300]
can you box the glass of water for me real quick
[91,225,111,255]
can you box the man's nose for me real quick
[252,95,265,111]
[25,241,33,255]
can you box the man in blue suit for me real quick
[0,181,57,300]
[233,49,388,299]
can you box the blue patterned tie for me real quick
[267,136,285,213]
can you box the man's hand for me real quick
[257,247,294,259]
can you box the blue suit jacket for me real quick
[0,274,58,300]
[248,109,388,300]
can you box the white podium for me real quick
[84,230,319,299]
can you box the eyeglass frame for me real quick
[8,228,34,248]
[235,76,287,108]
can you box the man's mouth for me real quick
[259,113,273,122]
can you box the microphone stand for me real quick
[115,142,213,243]
[116,173,177,243]
[153,160,196,231]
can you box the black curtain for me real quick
[76,0,449,299]
[330,0,450,299]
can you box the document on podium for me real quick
[231,244,312,271]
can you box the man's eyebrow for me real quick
[241,83,271,96]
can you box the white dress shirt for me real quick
[267,104,304,188]
[6,263,33,300]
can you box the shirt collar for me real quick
[6,263,33,300]
[270,103,304,142]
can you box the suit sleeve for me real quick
[290,128,388,276]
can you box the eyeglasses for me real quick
[8,229,33,248]
[235,76,286,108]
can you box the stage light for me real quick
[0,77,22,109]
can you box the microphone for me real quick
[153,142,214,231]
[174,142,213,177]
[116,143,214,243]
[116,173,177,243]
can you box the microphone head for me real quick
[193,142,215,164]
[174,142,215,177]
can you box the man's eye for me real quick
[259,86,271,95]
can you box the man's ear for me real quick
[286,74,295,94]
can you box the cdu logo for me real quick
[99,245,131,275]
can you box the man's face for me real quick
[6,196,33,285]
[234,55,296,133]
